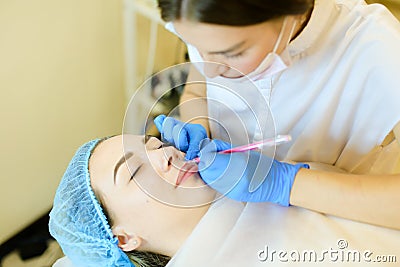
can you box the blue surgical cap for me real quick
[49,138,135,267]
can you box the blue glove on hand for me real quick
[154,114,208,160]
[198,139,309,206]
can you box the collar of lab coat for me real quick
[288,0,336,56]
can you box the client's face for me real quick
[89,134,215,256]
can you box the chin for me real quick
[180,173,206,188]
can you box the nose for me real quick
[199,53,230,78]
[203,63,230,78]
[159,147,183,172]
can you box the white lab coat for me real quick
[169,0,400,172]
[166,194,400,267]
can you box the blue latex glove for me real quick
[198,139,309,206]
[154,114,207,160]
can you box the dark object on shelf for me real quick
[0,210,53,264]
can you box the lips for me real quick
[175,162,199,187]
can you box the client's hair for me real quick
[126,251,170,267]
[158,0,313,26]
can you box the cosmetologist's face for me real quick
[174,18,285,78]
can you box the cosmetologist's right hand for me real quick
[197,139,309,206]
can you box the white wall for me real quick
[1,0,397,246]
[0,0,125,243]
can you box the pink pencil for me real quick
[219,134,291,154]
[176,135,291,187]
[192,135,291,163]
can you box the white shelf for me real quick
[124,0,164,25]
[123,0,165,134]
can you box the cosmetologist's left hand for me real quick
[154,114,207,160]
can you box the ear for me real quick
[112,226,143,252]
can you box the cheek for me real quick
[143,157,179,187]
[227,52,266,75]
[132,168,175,201]
[105,185,150,226]
[106,187,141,218]
[136,167,172,187]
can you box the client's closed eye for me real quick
[130,163,143,180]
[125,155,144,182]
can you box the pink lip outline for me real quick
[175,135,291,187]
[175,163,199,187]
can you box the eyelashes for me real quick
[126,154,143,181]
[225,51,244,59]
[130,163,143,180]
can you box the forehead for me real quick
[89,135,145,183]
[173,20,275,52]
[91,135,144,162]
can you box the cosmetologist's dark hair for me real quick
[157,0,314,26]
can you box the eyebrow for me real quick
[113,152,134,184]
[207,41,246,55]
